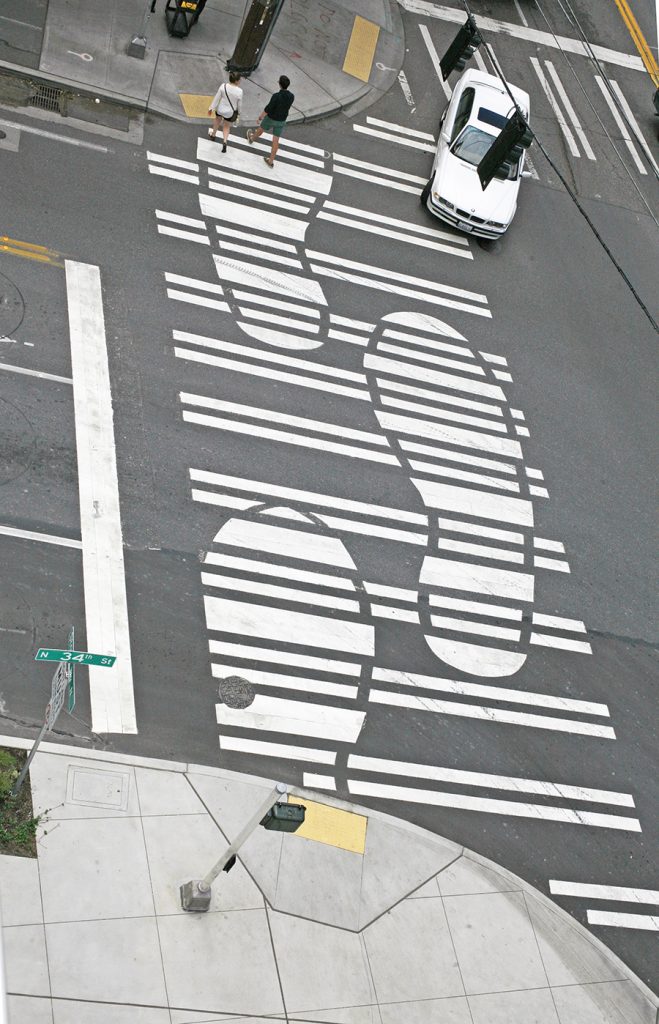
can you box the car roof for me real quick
[459,68,530,119]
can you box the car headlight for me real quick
[486,220,505,228]
[433,193,454,210]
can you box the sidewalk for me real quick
[0,736,656,1023]
[0,0,404,125]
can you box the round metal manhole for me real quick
[217,675,255,709]
[0,131,6,140]
[0,272,25,339]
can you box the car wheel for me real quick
[420,179,432,204]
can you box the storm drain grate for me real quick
[29,84,64,112]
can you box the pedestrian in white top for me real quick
[208,71,243,153]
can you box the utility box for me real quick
[260,802,306,832]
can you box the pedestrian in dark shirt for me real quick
[247,75,294,167]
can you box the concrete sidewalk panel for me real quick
[45,917,167,1004]
[157,908,283,1015]
[408,875,441,898]
[287,1009,382,1023]
[52,1002,171,1023]
[3,923,50,996]
[524,892,627,986]
[135,766,207,815]
[437,855,520,897]
[274,833,364,929]
[443,891,549,995]
[357,816,460,926]
[0,853,42,925]
[38,816,154,922]
[8,995,53,1024]
[269,911,377,1012]
[363,897,464,1002]
[141,813,264,915]
[468,988,560,1024]
[551,980,656,1024]
[30,753,139,820]
[379,997,472,1023]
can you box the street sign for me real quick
[67,626,76,713]
[35,648,116,667]
[46,662,71,729]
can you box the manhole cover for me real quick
[0,272,25,339]
[218,675,255,709]
[0,131,6,141]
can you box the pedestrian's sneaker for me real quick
[247,129,255,144]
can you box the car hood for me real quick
[433,153,519,222]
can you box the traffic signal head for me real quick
[440,17,482,80]
[477,110,534,190]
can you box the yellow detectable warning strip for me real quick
[0,236,63,267]
[613,0,659,86]
[291,797,368,854]
[179,93,215,118]
[343,15,380,83]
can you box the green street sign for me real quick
[35,648,116,668]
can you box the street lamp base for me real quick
[127,34,147,59]
[180,879,212,912]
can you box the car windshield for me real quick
[451,125,497,165]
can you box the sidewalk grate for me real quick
[29,84,64,113]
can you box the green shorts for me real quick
[261,115,287,137]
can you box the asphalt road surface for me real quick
[1,0,657,992]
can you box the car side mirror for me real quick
[440,131,450,143]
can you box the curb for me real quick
[2,732,657,1007]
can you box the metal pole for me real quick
[10,718,48,798]
[180,782,287,910]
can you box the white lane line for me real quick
[211,516,354,568]
[208,180,310,215]
[328,329,369,346]
[430,595,522,620]
[594,76,647,174]
[201,194,307,242]
[158,226,209,245]
[353,125,436,152]
[304,773,337,789]
[208,166,315,203]
[435,517,522,542]
[609,80,659,174]
[167,290,230,312]
[217,694,365,742]
[198,136,331,183]
[317,211,471,258]
[530,633,592,654]
[587,911,659,930]
[330,314,375,331]
[334,166,421,195]
[209,639,361,676]
[382,410,521,457]
[530,57,580,157]
[306,251,487,304]
[372,667,610,716]
[204,552,357,592]
[147,151,198,171]
[165,273,225,294]
[421,555,533,602]
[156,210,206,229]
[549,881,659,903]
[365,116,435,141]
[234,290,319,316]
[364,582,417,603]
[176,347,370,402]
[376,341,483,376]
[534,556,571,572]
[529,485,549,498]
[534,537,565,553]
[0,363,72,384]
[388,397,506,433]
[220,735,336,764]
[0,118,108,152]
[430,616,520,641]
[211,663,358,699]
[533,613,587,632]
[349,780,639,830]
[436,538,524,563]
[184,411,398,465]
[323,199,463,240]
[333,151,428,185]
[544,61,596,159]
[398,69,416,109]
[380,378,502,417]
[372,605,420,623]
[181,393,389,446]
[65,261,136,735]
[216,227,298,253]
[349,755,634,806]
[399,1,645,72]
[411,462,520,494]
[419,23,452,102]
[369,690,615,738]
[149,165,199,184]
[191,468,425,526]
[227,244,303,269]
[175,334,362,378]
[0,524,81,549]
[512,0,529,27]
[201,571,361,613]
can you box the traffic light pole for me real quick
[180,782,288,911]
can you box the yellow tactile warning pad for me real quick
[342,15,380,83]
[179,93,214,118]
[290,797,368,854]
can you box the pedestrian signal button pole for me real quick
[180,782,306,912]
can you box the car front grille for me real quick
[456,208,486,224]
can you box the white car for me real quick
[422,69,531,239]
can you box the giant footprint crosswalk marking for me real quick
[146,133,615,807]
